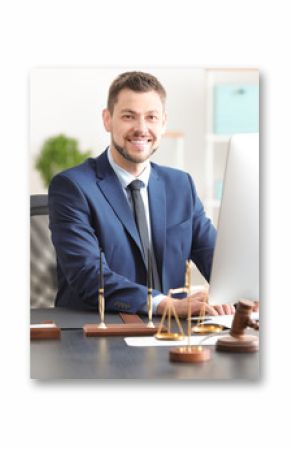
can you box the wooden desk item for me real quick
[83,250,161,337]
[30,320,61,340]
[83,313,160,337]
[83,250,162,337]
[170,346,211,363]
[216,299,259,352]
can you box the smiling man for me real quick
[103,86,165,172]
[48,71,234,317]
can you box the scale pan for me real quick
[192,324,225,334]
[155,332,185,341]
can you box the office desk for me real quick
[30,308,259,380]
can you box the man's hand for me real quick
[156,290,235,317]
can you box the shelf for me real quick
[206,134,231,143]
[164,131,184,139]
[204,69,259,228]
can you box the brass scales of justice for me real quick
[83,252,223,355]
[83,250,164,337]
[155,260,225,363]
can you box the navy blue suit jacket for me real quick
[48,150,216,313]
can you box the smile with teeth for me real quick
[127,138,152,148]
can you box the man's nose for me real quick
[133,117,148,134]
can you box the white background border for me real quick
[1,1,288,447]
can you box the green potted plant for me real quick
[35,134,92,187]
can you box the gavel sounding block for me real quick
[30,321,61,340]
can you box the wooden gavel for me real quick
[230,299,259,337]
[216,299,259,352]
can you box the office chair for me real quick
[30,194,57,308]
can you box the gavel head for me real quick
[230,299,255,338]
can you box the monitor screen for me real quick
[208,133,259,304]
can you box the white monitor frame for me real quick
[208,133,259,304]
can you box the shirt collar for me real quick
[107,146,151,189]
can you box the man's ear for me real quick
[102,109,111,132]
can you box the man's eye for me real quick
[122,114,133,120]
[148,115,159,121]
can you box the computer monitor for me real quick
[208,133,259,304]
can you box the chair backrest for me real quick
[30,194,57,308]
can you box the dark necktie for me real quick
[128,180,161,291]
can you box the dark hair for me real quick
[107,71,166,113]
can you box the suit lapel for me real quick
[148,166,166,286]
[95,151,144,259]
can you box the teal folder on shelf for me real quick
[213,84,259,134]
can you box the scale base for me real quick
[216,335,259,352]
[170,346,211,363]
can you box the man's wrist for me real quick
[138,293,167,315]
[152,294,167,315]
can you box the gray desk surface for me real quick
[31,306,125,328]
[30,308,259,380]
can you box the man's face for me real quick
[103,88,166,166]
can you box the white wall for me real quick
[30,67,206,197]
